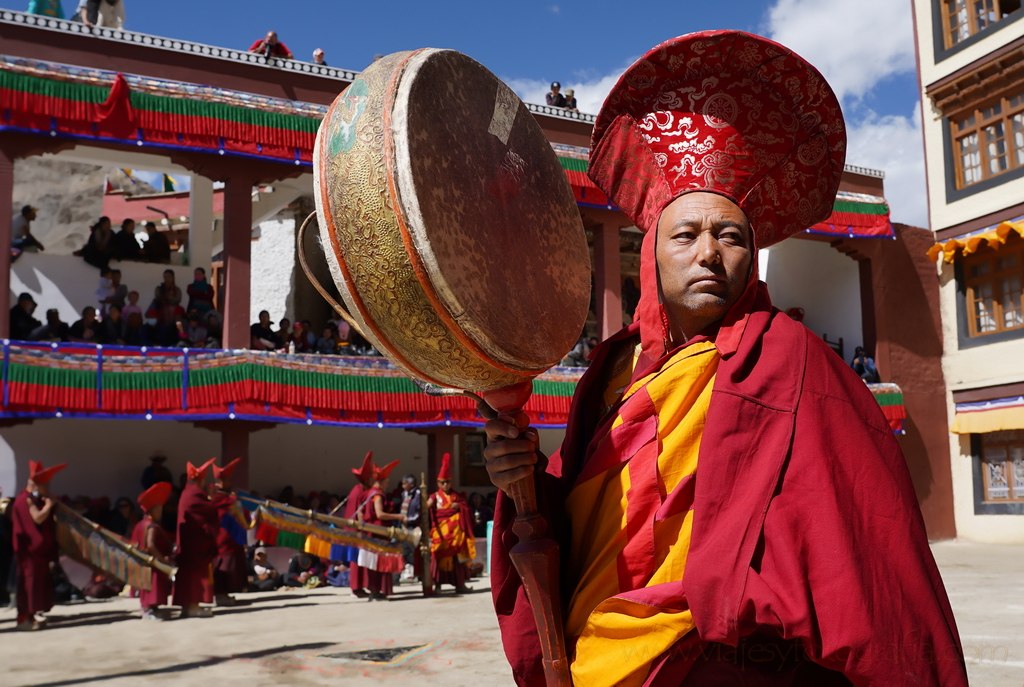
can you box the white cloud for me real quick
[504,65,627,117]
[766,0,915,102]
[846,103,927,227]
[547,5,560,14]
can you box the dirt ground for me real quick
[1,540,1020,686]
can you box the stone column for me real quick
[188,174,214,273]
[592,222,623,340]
[221,178,252,349]
[220,423,250,489]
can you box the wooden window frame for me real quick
[979,430,1024,503]
[963,234,1024,337]
[951,92,1024,189]
[940,0,1022,49]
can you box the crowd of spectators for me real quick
[249,309,379,356]
[8,266,224,347]
[74,215,172,270]
[26,0,125,29]
[546,81,578,112]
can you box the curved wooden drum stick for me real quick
[482,382,572,687]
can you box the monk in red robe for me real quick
[131,481,174,621]
[11,460,65,631]
[173,457,218,618]
[211,458,247,606]
[484,31,968,686]
[359,459,403,601]
[344,451,374,598]
[427,452,474,594]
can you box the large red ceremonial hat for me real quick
[137,481,172,512]
[28,459,67,485]
[186,457,217,482]
[374,459,400,482]
[351,451,374,485]
[589,30,846,247]
[437,452,452,481]
[213,457,241,481]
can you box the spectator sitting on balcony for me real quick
[154,269,182,312]
[312,48,327,66]
[27,0,65,18]
[205,310,223,348]
[32,308,69,342]
[546,81,566,108]
[276,317,291,348]
[98,304,126,344]
[564,88,578,111]
[142,222,171,263]
[95,267,114,315]
[850,346,881,384]
[250,310,278,351]
[176,310,208,348]
[10,293,41,341]
[112,219,141,261]
[185,268,215,316]
[69,306,101,343]
[95,0,124,29]
[249,31,294,59]
[302,320,317,349]
[121,290,142,321]
[122,310,148,346]
[288,321,311,353]
[316,325,338,354]
[97,268,128,316]
[11,205,45,253]
[72,0,96,25]
[78,216,114,270]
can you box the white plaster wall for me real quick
[250,218,296,323]
[948,428,1024,542]
[9,253,196,325]
[760,238,864,354]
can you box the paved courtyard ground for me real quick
[1,540,1020,686]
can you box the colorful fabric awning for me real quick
[0,342,582,428]
[869,382,907,434]
[553,143,894,238]
[927,220,1024,264]
[951,395,1024,434]
[0,54,324,164]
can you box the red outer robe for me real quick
[360,486,393,597]
[173,482,219,607]
[131,515,174,610]
[344,483,368,592]
[491,286,968,686]
[212,494,247,595]
[10,491,57,621]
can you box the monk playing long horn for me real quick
[485,31,968,686]
[11,460,66,631]
[132,481,175,621]
[173,457,219,618]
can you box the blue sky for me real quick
[7,0,927,225]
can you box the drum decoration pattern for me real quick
[313,49,590,393]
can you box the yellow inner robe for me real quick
[566,341,719,686]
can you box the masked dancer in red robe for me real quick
[427,453,475,594]
[131,481,174,621]
[173,457,218,618]
[211,458,247,606]
[11,460,66,631]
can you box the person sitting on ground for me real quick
[11,205,45,252]
[851,346,881,383]
[142,222,171,264]
[97,304,126,344]
[111,219,140,261]
[285,552,324,588]
[564,88,578,111]
[79,216,115,270]
[325,560,348,587]
[249,547,282,591]
[10,293,41,341]
[546,81,566,107]
[82,571,124,600]
[248,30,293,59]
[250,310,278,351]
[31,308,69,342]
[69,306,101,343]
[185,268,215,316]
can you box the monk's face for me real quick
[438,479,451,494]
[655,192,752,341]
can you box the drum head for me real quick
[392,50,589,371]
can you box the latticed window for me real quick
[952,92,1024,188]
[941,0,1022,48]
[963,233,1024,336]
[980,430,1024,502]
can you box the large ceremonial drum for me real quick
[312,49,590,393]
